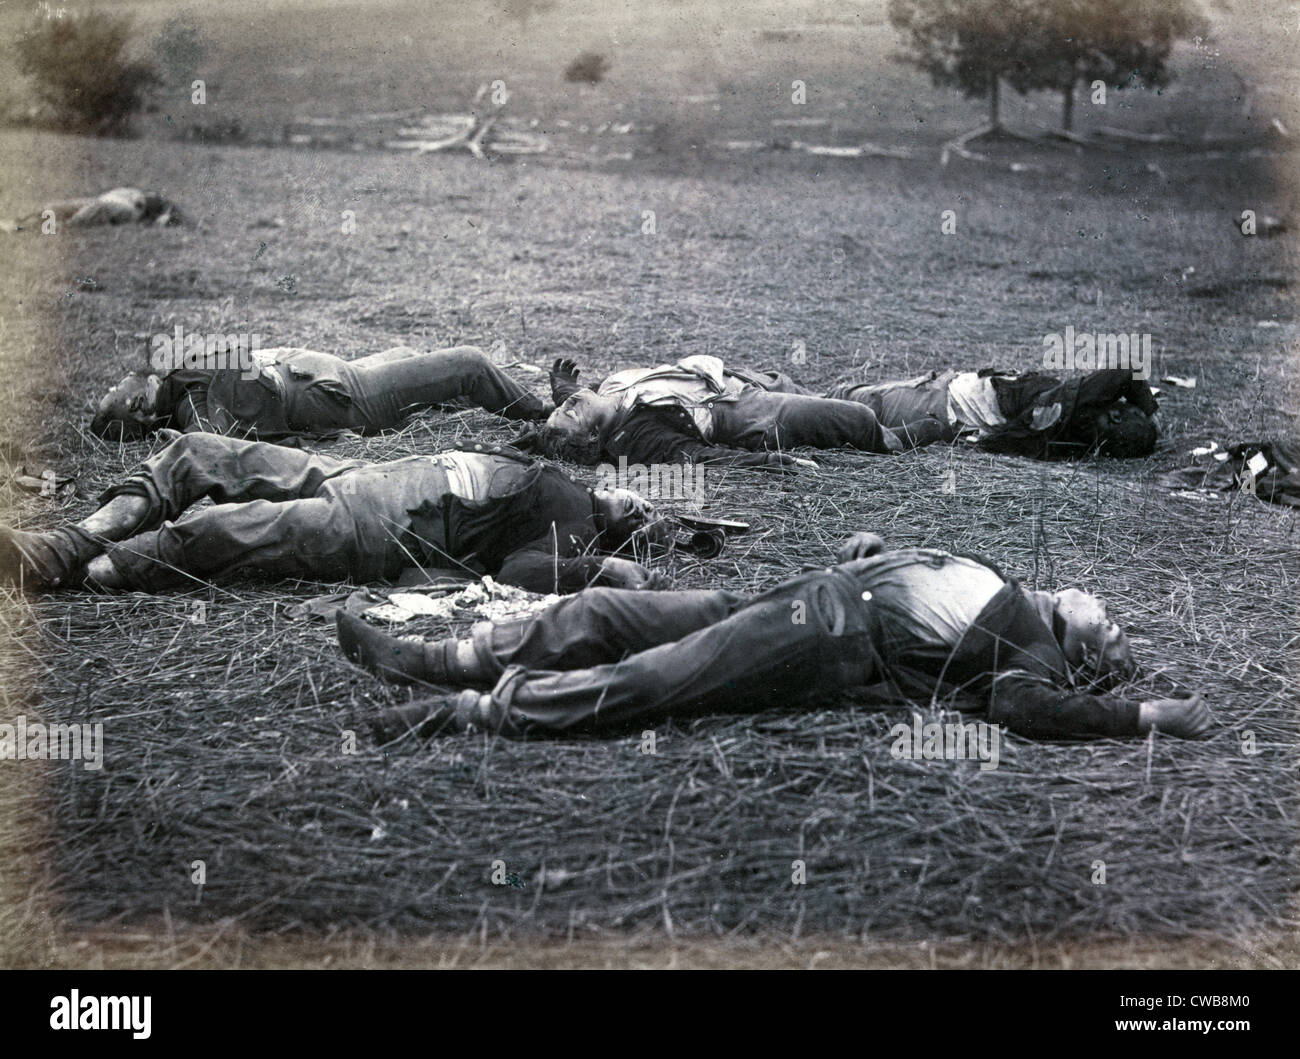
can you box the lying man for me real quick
[2,187,181,231]
[825,367,1159,460]
[0,435,668,594]
[339,533,1211,743]
[91,345,548,441]
[532,355,949,468]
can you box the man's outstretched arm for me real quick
[987,659,1211,739]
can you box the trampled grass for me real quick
[0,0,1297,968]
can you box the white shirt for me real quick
[431,452,510,500]
[599,355,746,440]
[857,549,1006,649]
[946,372,1008,436]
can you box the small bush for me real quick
[14,6,159,135]
[564,51,610,85]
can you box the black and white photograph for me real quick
[0,0,1296,995]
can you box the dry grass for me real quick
[1,0,1298,968]
[2,415,1297,960]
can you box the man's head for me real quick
[1090,404,1157,458]
[1051,588,1137,683]
[540,389,617,465]
[91,372,162,439]
[592,486,672,548]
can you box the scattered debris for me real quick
[711,139,769,152]
[790,140,913,160]
[1095,125,1177,144]
[8,463,76,499]
[363,576,560,625]
[565,51,611,86]
[385,113,548,158]
[711,138,912,160]
[939,125,1044,172]
[1160,439,1300,507]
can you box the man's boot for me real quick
[0,525,102,590]
[370,690,485,743]
[337,609,482,685]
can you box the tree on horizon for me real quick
[889,0,1207,133]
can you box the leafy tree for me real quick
[1017,0,1207,132]
[15,6,159,135]
[889,0,1206,132]
[888,0,1036,128]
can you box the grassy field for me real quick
[0,0,1298,967]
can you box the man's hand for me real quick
[836,532,885,564]
[550,357,582,404]
[762,453,818,473]
[599,556,668,590]
[1138,693,1212,738]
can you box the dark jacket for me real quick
[156,351,360,439]
[605,406,791,469]
[407,444,625,595]
[157,365,296,438]
[983,369,1158,459]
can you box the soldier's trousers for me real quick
[823,372,956,429]
[465,568,878,734]
[97,435,447,590]
[712,384,905,454]
[287,346,544,432]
